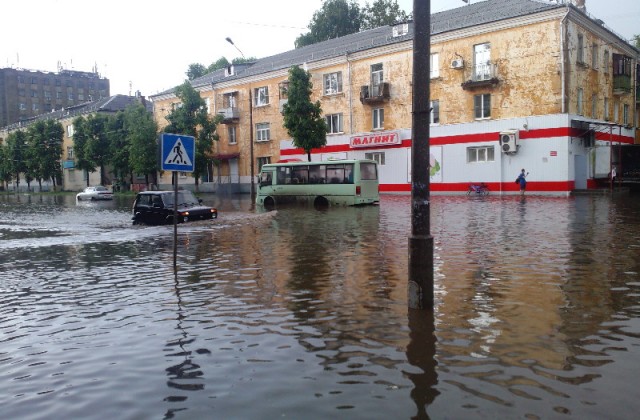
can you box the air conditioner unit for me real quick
[451,59,464,69]
[499,130,519,154]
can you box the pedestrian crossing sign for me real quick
[161,133,195,172]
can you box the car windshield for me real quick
[162,191,199,207]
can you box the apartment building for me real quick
[150,0,639,195]
[0,67,110,128]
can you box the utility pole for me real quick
[408,0,434,310]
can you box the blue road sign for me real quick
[161,133,195,172]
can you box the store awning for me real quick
[213,153,240,160]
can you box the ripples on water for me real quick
[1,193,639,419]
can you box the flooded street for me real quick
[1,192,639,419]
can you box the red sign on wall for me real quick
[350,131,400,148]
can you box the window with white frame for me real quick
[430,53,439,78]
[577,88,584,115]
[256,122,270,141]
[473,94,490,119]
[67,146,74,159]
[19,103,26,110]
[474,43,491,81]
[372,108,384,130]
[228,126,237,145]
[614,101,619,122]
[205,97,211,114]
[257,156,271,171]
[254,86,269,106]
[365,152,385,166]
[371,63,383,89]
[430,100,440,125]
[224,92,237,108]
[32,103,38,111]
[67,124,74,137]
[325,113,343,134]
[323,72,342,95]
[467,146,495,163]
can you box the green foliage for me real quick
[362,0,410,30]
[282,66,327,161]
[164,81,221,186]
[187,63,208,81]
[208,57,230,73]
[25,119,64,191]
[107,112,129,181]
[296,0,362,48]
[125,104,159,185]
[633,34,640,49]
[5,130,28,188]
[72,113,112,186]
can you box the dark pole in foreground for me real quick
[173,171,178,267]
[409,0,434,310]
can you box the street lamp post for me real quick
[225,37,254,198]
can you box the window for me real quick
[228,126,237,144]
[430,100,440,125]
[623,104,629,125]
[392,23,408,37]
[18,88,25,97]
[323,72,343,95]
[257,156,271,171]
[325,113,343,134]
[256,123,270,141]
[55,79,61,86]
[591,94,597,118]
[67,146,74,159]
[44,91,51,99]
[614,101,619,122]
[78,93,84,101]
[365,152,385,166]
[474,43,491,81]
[577,88,583,115]
[467,146,495,163]
[68,92,74,100]
[474,94,491,119]
[372,108,384,130]
[32,103,39,111]
[205,97,211,114]
[67,124,74,137]
[430,53,439,78]
[31,77,38,84]
[19,103,26,110]
[254,86,269,106]
[604,97,609,120]
[603,50,609,73]
[43,79,49,86]
[56,91,62,99]
[223,92,237,108]
[371,63,383,89]
[592,43,598,69]
[31,90,37,98]
[279,81,289,99]
[577,34,585,64]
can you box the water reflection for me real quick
[1,193,640,418]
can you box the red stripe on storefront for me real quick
[280,126,634,156]
[379,181,574,193]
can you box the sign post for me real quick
[161,133,196,266]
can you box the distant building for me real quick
[0,67,110,128]
[151,0,639,195]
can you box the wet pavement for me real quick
[1,192,639,419]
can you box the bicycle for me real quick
[467,182,489,196]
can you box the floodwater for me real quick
[1,192,639,419]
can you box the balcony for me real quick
[461,63,500,90]
[360,82,390,105]
[613,75,632,95]
[217,107,239,124]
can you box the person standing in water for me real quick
[517,169,529,195]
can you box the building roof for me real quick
[153,0,633,99]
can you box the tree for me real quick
[207,57,230,73]
[633,34,640,49]
[26,119,63,191]
[5,130,28,190]
[72,114,111,186]
[295,0,362,48]
[0,146,10,191]
[164,81,221,189]
[107,112,130,186]
[187,63,208,81]
[282,66,327,161]
[126,104,159,189]
[362,0,410,30]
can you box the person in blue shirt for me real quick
[517,169,529,195]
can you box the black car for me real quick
[132,190,218,225]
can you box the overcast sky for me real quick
[1,0,637,97]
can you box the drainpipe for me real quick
[560,7,570,114]
[346,51,354,134]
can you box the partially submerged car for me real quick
[132,190,218,225]
[76,186,113,201]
